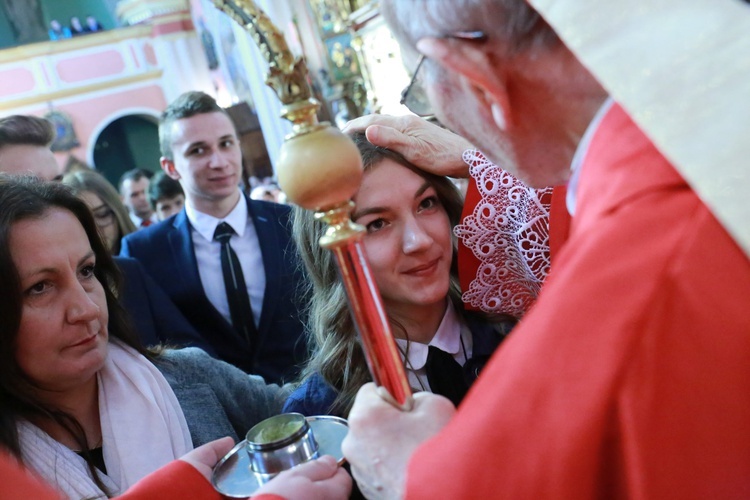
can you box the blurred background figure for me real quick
[63,169,136,254]
[0,115,62,181]
[119,168,157,228]
[69,16,86,36]
[47,19,71,40]
[250,182,285,204]
[85,14,103,33]
[148,170,186,221]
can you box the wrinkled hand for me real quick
[178,436,235,481]
[253,455,352,500]
[342,384,456,499]
[343,114,473,178]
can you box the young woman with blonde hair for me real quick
[284,133,515,417]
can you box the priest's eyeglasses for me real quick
[400,31,487,117]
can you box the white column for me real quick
[227,0,294,170]
[152,32,214,104]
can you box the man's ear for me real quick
[417,37,512,131]
[161,157,180,180]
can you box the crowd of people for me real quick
[48,16,104,41]
[0,0,747,498]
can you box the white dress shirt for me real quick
[185,190,265,328]
[130,211,158,228]
[566,97,615,215]
[395,302,473,393]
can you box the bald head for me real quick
[0,115,62,181]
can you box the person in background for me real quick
[63,169,136,255]
[69,16,86,36]
[148,170,186,221]
[0,115,63,182]
[119,168,157,228]
[250,182,284,204]
[48,19,71,40]
[85,15,103,33]
[121,91,308,384]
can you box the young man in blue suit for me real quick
[120,92,307,384]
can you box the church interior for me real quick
[0,0,407,187]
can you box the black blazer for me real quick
[120,197,307,383]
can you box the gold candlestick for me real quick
[212,0,413,410]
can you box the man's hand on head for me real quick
[343,114,474,178]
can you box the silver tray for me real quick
[212,415,349,497]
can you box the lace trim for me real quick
[455,150,552,317]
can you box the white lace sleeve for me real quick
[454,150,553,317]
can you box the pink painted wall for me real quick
[0,67,36,95]
[1,13,212,171]
[56,50,126,83]
[25,84,168,168]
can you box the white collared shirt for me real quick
[185,190,265,327]
[129,211,158,228]
[566,97,615,215]
[395,302,473,393]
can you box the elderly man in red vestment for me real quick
[341,0,750,498]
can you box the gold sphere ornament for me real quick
[277,126,363,211]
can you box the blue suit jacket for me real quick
[120,197,307,383]
[114,256,215,355]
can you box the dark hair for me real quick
[118,167,153,193]
[0,115,54,150]
[0,174,147,489]
[159,91,231,160]
[292,132,466,415]
[148,170,184,209]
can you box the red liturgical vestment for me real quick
[405,104,750,499]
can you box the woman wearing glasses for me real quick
[63,169,136,255]
[284,133,515,418]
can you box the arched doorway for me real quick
[92,114,161,186]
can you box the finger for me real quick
[284,455,339,482]
[316,467,353,499]
[348,382,382,415]
[364,125,413,152]
[343,114,399,134]
[180,436,234,467]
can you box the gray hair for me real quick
[382,0,558,54]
